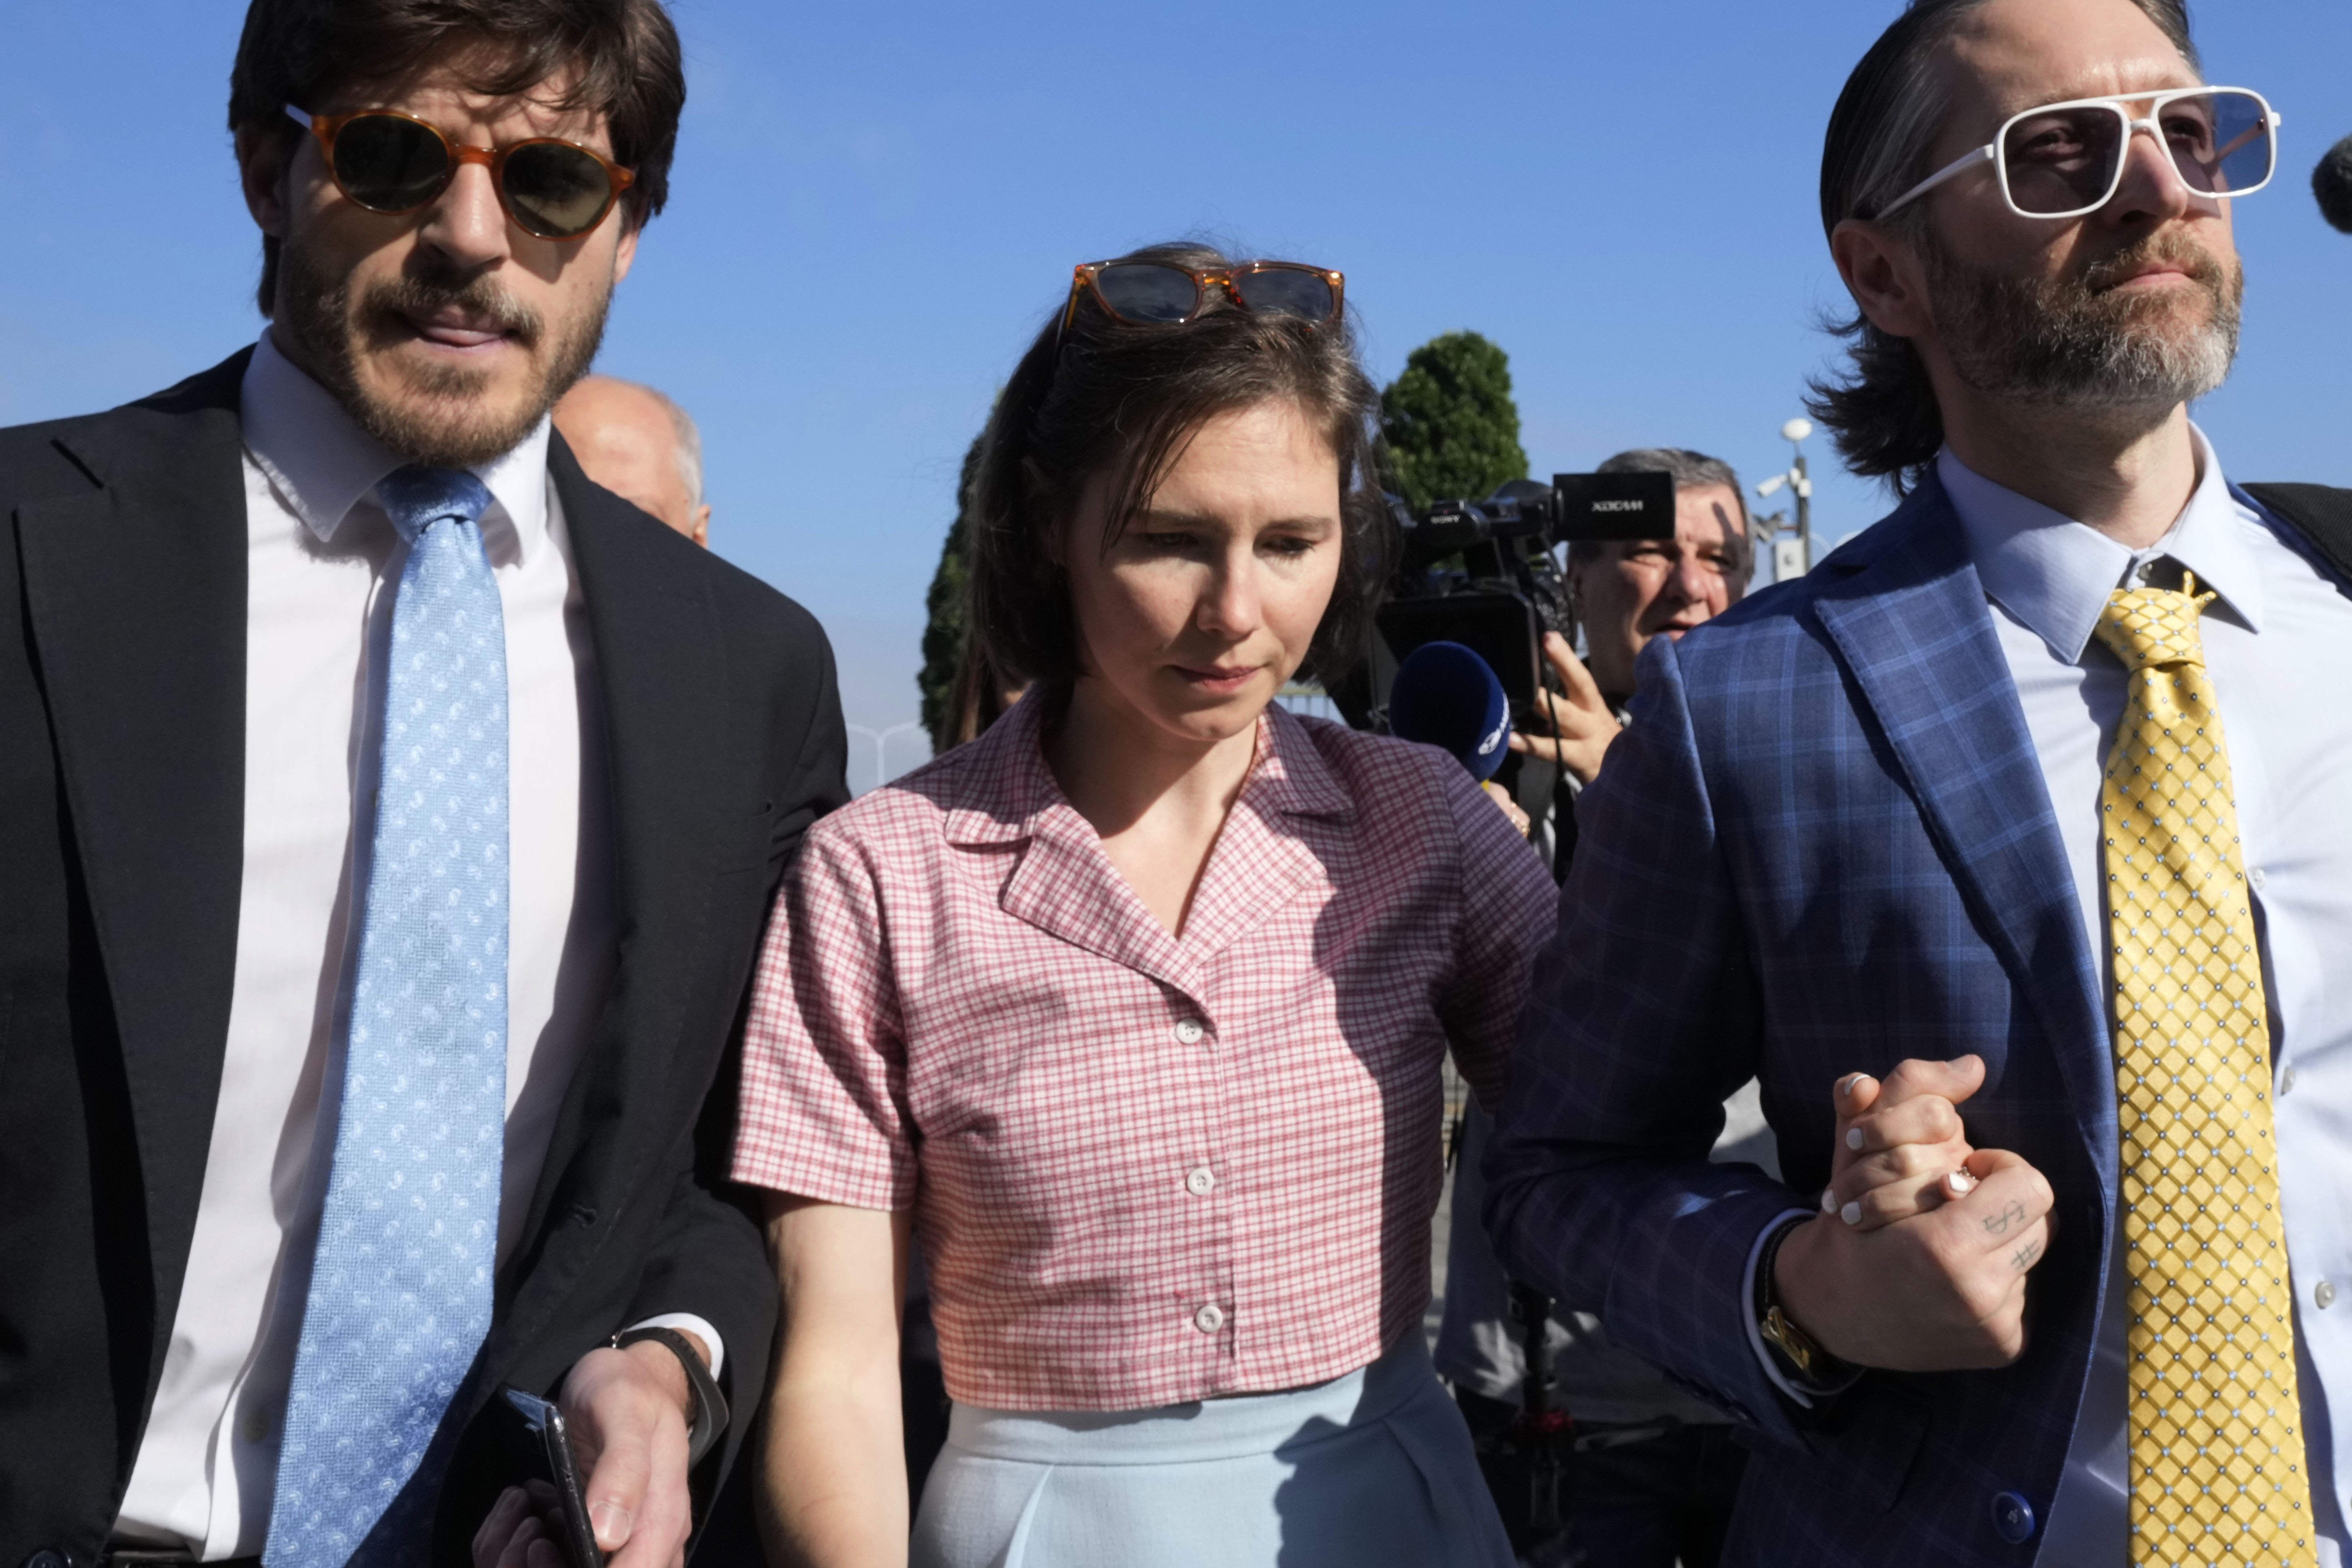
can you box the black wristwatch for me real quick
[1754,1216,1865,1397]
[613,1325,731,1467]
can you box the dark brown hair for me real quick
[1806,0,2199,490]
[229,0,686,315]
[966,241,1394,691]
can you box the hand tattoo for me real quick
[2011,1239,2042,1272]
[1982,1200,2027,1236]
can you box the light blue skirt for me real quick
[910,1334,1515,1568]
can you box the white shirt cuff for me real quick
[626,1312,725,1380]
[1741,1207,1818,1409]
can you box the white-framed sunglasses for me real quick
[1879,86,2282,221]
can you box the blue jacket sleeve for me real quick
[1482,633,1813,1448]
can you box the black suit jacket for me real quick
[0,349,848,1565]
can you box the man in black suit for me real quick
[0,2,844,1565]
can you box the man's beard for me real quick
[279,235,609,469]
[1924,227,2243,411]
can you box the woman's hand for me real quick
[1480,780,1531,837]
[1818,1057,1984,1231]
[1507,631,1619,786]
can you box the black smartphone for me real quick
[498,1387,607,1568]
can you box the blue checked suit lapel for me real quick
[1809,479,2115,1173]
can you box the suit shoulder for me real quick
[0,351,250,504]
[641,532,835,677]
[686,542,831,652]
[1667,496,1934,677]
[1662,573,1824,680]
[0,414,110,502]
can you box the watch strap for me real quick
[1754,1216,1865,1397]
[613,1325,730,1468]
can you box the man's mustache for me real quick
[356,269,544,349]
[2076,232,2232,300]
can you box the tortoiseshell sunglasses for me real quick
[1058,259,1345,343]
[286,104,635,241]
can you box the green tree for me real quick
[1379,331,1529,511]
[917,431,987,753]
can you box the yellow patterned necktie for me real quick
[2095,574,2314,1567]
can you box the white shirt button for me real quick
[2281,1064,2298,1096]
[1193,1303,1226,1333]
[1186,1167,1217,1197]
[1173,1019,1206,1046]
[2318,1280,2337,1310]
[2249,867,2268,891]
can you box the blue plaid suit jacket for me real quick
[1485,473,2122,1566]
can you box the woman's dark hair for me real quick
[1805,0,2199,491]
[229,0,686,316]
[966,241,1394,691]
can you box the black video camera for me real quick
[1369,470,1676,713]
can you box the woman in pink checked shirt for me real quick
[732,242,1557,1568]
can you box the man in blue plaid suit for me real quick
[1486,0,2352,1564]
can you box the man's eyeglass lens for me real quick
[1092,263,1338,325]
[323,113,624,239]
[2002,90,2273,215]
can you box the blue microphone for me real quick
[1389,641,1511,782]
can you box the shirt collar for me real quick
[1940,424,2262,664]
[942,687,1352,847]
[239,329,551,565]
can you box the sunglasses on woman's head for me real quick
[1058,259,1345,344]
[285,105,635,241]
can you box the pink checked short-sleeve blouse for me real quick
[732,692,1557,1411]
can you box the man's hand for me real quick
[473,1482,568,1568]
[1508,630,1619,785]
[1774,1057,2056,1371]
[471,1335,707,1568]
[565,1337,702,1568]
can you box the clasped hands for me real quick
[1771,1055,2057,1372]
[473,1335,707,1568]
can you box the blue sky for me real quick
[7,1,2349,790]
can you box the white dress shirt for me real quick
[113,334,718,1557]
[1940,431,2352,1564]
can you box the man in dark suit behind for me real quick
[0,2,845,1564]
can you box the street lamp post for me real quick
[846,720,923,794]
[1753,417,1816,579]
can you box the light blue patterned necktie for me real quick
[267,466,509,1568]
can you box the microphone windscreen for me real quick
[1389,641,1511,782]
[2318,134,2352,235]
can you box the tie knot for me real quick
[377,465,494,545]
[2093,581,2214,673]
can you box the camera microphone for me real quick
[1389,641,1511,782]
[2317,133,2352,234]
